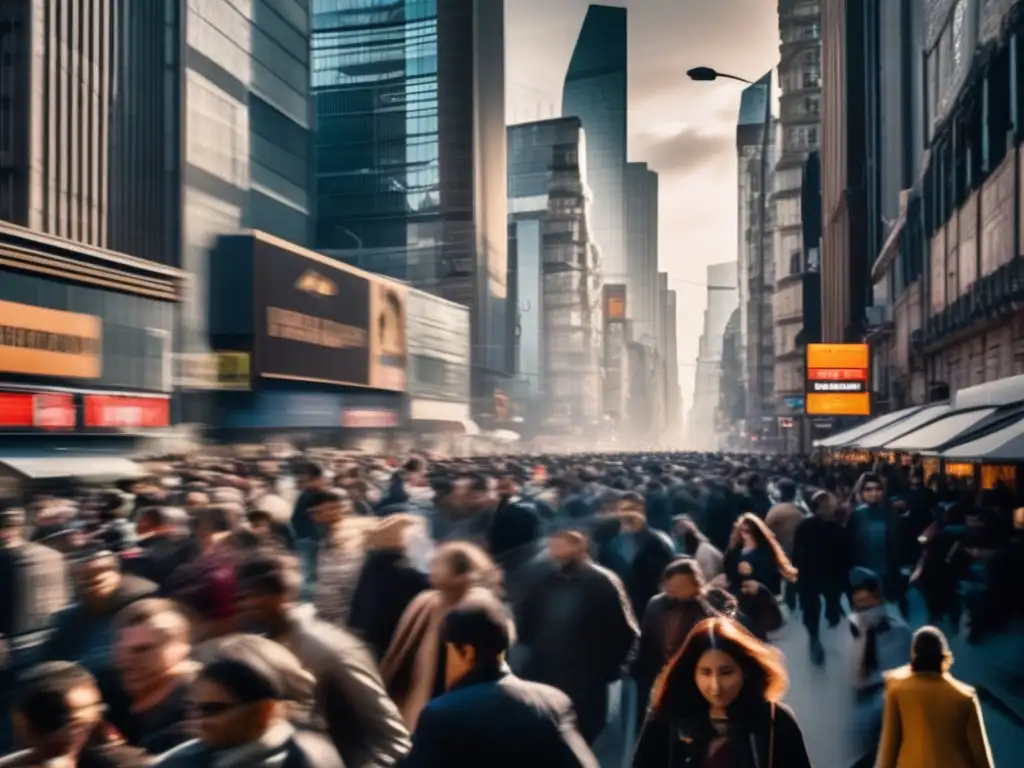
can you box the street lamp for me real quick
[686,67,753,84]
[689,64,771,449]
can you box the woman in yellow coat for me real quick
[875,625,994,768]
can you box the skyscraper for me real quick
[507,117,602,433]
[562,5,627,297]
[625,162,659,348]
[312,0,509,406]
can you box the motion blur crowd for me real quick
[0,449,1014,767]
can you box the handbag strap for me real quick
[768,701,776,768]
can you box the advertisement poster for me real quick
[0,300,102,379]
[805,343,871,416]
[252,238,406,391]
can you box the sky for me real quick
[505,0,779,411]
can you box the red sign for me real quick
[0,392,76,429]
[341,409,399,429]
[84,395,170,429]
[807,368,865,381]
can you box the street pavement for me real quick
[772,603,1024,767]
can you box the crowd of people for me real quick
[0,449,1015,767]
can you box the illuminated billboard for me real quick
[805,343,871,416]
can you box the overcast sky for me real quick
[506,0,779,411]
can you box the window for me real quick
[801,67,820,89]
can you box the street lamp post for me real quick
[688,66,771,451]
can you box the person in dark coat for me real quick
[121,507,196,589]
[632,558,715,724]
[1,661,150,768]
[29,550,157,676]
[402,588,597,768]
[793,490,849,664]
[633,617,812,768]
[152,655,343,768]
[847,473,905,615]
[596,494,676,620]
[517,529,639,745]
[0,506,68,649]
[486,500,556,625]
[235,550,411,768]
[347,514,431,661]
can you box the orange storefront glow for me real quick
[805,344,871,416]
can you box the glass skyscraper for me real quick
[312,0,509,404]
[562,4,627,291]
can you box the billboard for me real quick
[252,237,406,390]
[406,288,471,403]
[604,284,627,321]
[0,300,102,379]
[805,343,871,416]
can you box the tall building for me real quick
[735,73,777,444]
[312,0,509,408]
[773,0,821,453]
[0,0,116,245]
[507,117,602,435]
[625,163,659,348]
[562,5,628,299]
[688,261,738,450]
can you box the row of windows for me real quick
[186,72,250,188]
[187,1,253,85]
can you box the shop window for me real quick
[981,464,1016,490]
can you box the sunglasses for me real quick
[192,701,249,719]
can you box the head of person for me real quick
[775,479,797,503]
[71,549,122,609]
[651,617,787,719]
[546,529,589,568]
[235,551,303,636]
[297,462,326,492]
[456,472,494,513]
[194,504,242,550]
[308,489,352,530]
[848,567,885,612]
[184,490,210,512]
[136,505,189,538]
[672,516,703,555]
[662,558,705,601]
[442,588,515,690]
[809,490,836,521]
[729,512,771,551]
[860,473,885,505]
[0,505,26,547]
[12,662,105,761]
[429,541,500,599]
[402,457,428,487]
[190,657,285,750]
[113,598,193,698]
[487,501,541,557]
[431,476,456,511]
[614,492,647,532]
[910,625,953,673]
[704,587,739,619]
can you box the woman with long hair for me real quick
[724,513,798,597]
[875,626,993,768]
[673,516,724,582]
[633,616,812,767]
[379,540,501,730]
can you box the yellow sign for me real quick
[217,352,251,390]
[0,300,102,378]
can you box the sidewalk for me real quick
[945,622,1024,724]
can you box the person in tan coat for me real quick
[875,625,994,768]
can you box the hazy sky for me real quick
[505,0,779,410]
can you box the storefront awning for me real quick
[954,373,1024,409]
[884,407,998,452]
[0,456,142,481]
[852,404,952,449]
[814,405,924,448]
[940,415,1024,462]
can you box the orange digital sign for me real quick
[805,343,871,416]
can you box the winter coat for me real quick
[875,665,993,768]
[154,722,343,768]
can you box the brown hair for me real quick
[650,616,788,718]
[433,540,502,595]
[728,513,799,583]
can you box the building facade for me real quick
[773,0,821,452]
[625,162,659,348]
[562,5,628,300]
[735,73,777,444]
[507,117,602,436]
[312,0,508,411]
[688,261,739,450]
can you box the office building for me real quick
[312,0,509,410]
[736,73,777,443]
[688,261,738,450]
[625,162,659,348]
[773,0,821,452]
[507,117,602,434]
[562,5,628,298]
